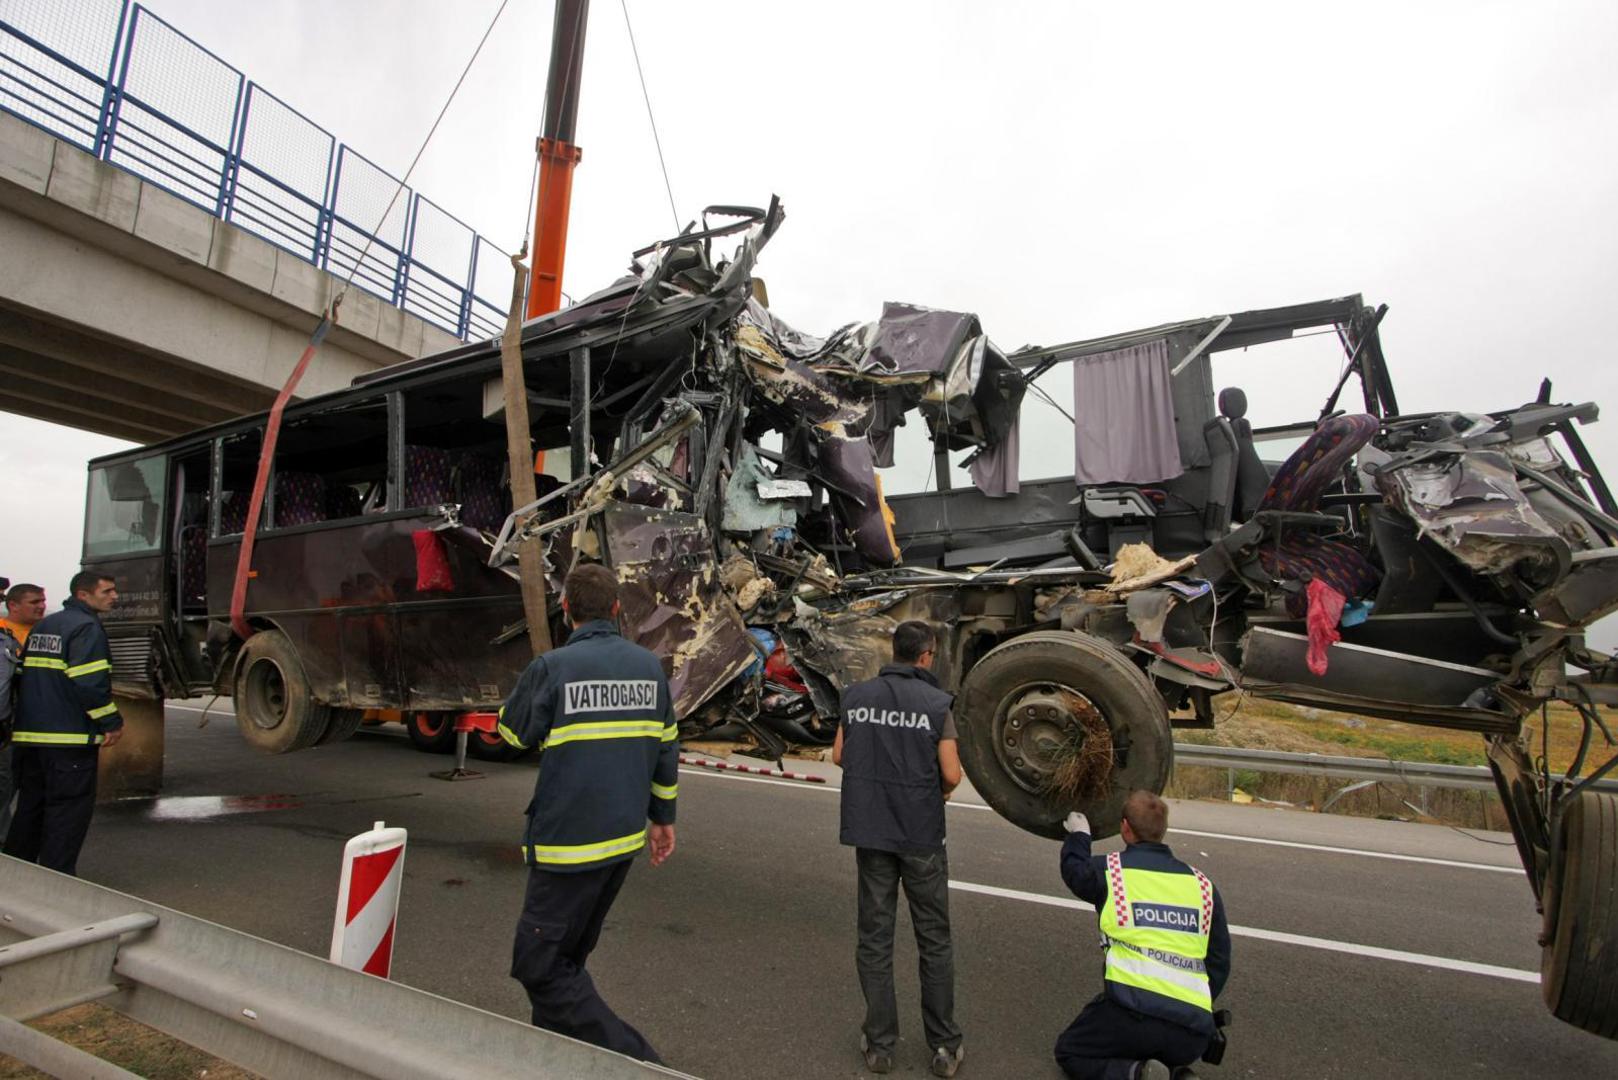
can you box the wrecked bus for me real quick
[82,201,1617,1038]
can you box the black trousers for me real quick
[855,846,962,1055]
[1054,995,1209,1080]
[1,744,99,876]
[510,860,660,1063]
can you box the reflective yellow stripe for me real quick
[661,724,678,743]
[87,703,120,720]
[12,731,101,746]
[530,830,647,866]
[651,781,678,801]
[543,720,665,748]
[67,659,111,678]
[23,657,66,671]
[496,721,526,749]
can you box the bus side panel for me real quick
[90,554,169,698]
[396,526,530,710]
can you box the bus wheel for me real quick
[405,711,457,754]
[467,726,533,763]
[957,630,1172,842]
[234,630,331,753]
[1541,791,1618,1038]
[316,708,365,746]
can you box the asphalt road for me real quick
[51,703,1618,1079]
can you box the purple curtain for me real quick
[1071,339,1183,485]
[969,415,1021,497]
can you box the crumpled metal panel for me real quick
[1377,450,1563,574]
[601,502,757,717]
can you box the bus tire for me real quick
[234,630,331,754]
[467,726,534,763]
[317,708,366,746]
[405,711,458,754]
[957,630,1172,842]
[1541,791,1618,1038]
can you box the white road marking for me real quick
[1169,827,1520,874]
[948,880,1540,984]
[673,767,1515,873]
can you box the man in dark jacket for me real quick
[0,582,48,845]
[834,620,965,1078]
[3,572,123,875]
[1055,791,1231,1080]
[495,563,677,1063]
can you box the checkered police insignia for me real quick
[1192,867,1213,936]
[1106,851,1129,927]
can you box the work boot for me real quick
[860,1033,893,1075]
[930,1043,965,1077]
[1134,1062,1171,1080]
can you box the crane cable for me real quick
[230,0,517,641]
[619,0,680,232]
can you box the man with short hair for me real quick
[834,619,966,1077]
[1054,791,1231,1080]
[495,563,677,1063]
[1,583,47,842]
[3,573,123,875]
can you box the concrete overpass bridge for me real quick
[0,1,513,444]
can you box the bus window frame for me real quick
[81,452,171,564]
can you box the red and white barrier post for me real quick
[330,820,407,978]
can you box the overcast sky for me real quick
[4,0,1618,620]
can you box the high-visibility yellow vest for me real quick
[1097,850,1214,1024]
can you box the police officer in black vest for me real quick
[495,563,678,1064]
[834,619,966,1078]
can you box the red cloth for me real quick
[412,529,455,593]
[1305,578,1346,676]
[764,644,808,692]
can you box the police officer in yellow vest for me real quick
[496,564,678,1064]
[1055,791,1230,1080]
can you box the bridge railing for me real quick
[0,0,513,342]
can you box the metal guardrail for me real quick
[0,0,513,341]
[1173,742,1618,794]
[0,857,685,1079]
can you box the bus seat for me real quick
[274,471,326,527]
[404,446,455,508]
[1202,414,1238,541]
[457,453,508,531]
[325,485,363,520]
[1219,388,1269,520]
[180,525,206,605]
[219,491,249,534]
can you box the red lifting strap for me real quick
[229,306,338,640]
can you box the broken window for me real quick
[216,429,263,537]
[271,400,390,526]
[83,455,165,558]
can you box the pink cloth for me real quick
[1305,578,1346,676]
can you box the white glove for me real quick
[1064,811,1090,834]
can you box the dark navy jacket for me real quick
[839,664,956,854]
[497,619,679,872]
[1061,829,1231,1032]
[13,599,121,747]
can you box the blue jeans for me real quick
[855,846,962,1054]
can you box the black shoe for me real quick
[860,1033,893,1074]
[930,1043,965,1078]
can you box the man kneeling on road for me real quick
[1055,791,1231,1080]
[496,564,677,1064]
[834,619,966,1078]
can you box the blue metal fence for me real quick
[0,0,512,342]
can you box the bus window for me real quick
[84,456,166,559]
[272,400,390,526]
[217,429,263,536]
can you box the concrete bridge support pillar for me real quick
[98,695,164,799]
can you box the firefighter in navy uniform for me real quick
[834,619,966,1078]
[495,563,678,1064]
[1055,790,1232,1080]
[3,572,123,876]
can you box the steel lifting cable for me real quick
[229,0,517,640]
[619,0,680,232]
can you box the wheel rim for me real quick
[243,657,289,731]
[993,682,1109,796]
[475,730,503,747]
[414,713,446,738]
